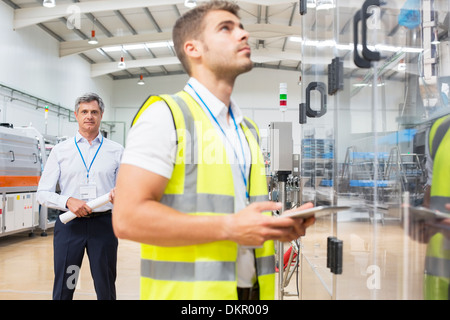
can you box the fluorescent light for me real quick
[43,0,55,8]
[101,42,173,53]
[316,0,335,10]
[289,37,423,54]
[289,36,302,43]
[401,47,423,53]
[336,43,353,50]
[353,82,385,87]
[145,41,174,48]
[307,0,316,8]
[122,44,146,51]
[103,45,144,52]
[301,39,336,47]
[101,46,122,53]
[184,0,197,8]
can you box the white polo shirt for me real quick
[121,77,257,287]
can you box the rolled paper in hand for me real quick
[59,193,111,224]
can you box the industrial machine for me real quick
[0,124,41,237]
[0,124,59,237]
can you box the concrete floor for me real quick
[0,229,140,300]
[0,218,428,300]
[0,229,298,300]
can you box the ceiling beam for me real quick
[91,48,305,78]
[60,31,172,57]
[60,24,300,57]
[13,0,300,30]
[14,0,182,29]
[91,56,180,78]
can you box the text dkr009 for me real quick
[181,304,269,317]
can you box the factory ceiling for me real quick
[3,0,446,82]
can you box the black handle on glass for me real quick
[306,81,327,118]
[299,82,327,124]
[361,0,382,62]
[353,9,371,68]
[353,0,384,68]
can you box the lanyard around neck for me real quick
[74,135,104,182]
[187,83,249,202]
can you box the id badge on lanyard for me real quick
[80,183,97,201]
[75,136,103,201]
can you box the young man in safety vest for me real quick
[419,115,450,300]
[113,0,315,300]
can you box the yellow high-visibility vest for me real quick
[133,91,275,300]
[425,115,450,300]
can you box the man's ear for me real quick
[184,39,202,59]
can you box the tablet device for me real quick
[406,206,450,221]
[281,205,351,219]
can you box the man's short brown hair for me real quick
[172,0,240,75]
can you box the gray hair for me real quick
[74,92,105,113]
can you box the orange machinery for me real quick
[0,124,43,237]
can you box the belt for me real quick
[83,210,112,218]
[58,209,112,219]
[237,283,260,300]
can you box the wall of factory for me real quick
[0,1,113,139]
[111,69,406,157]
[0,0,406,152]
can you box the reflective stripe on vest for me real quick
[425,256,450,279]
[135,92,275,300]
[141,255,275,281]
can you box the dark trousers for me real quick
[52,212,118,300]
[237,282,260,300]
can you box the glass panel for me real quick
[297,0,338,299]
[296,0,450,300]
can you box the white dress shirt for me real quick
[121,77,257,287]
[37,131,124,212]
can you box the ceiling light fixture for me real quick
[118,56,126,69]
[88,18,98,45]
[184,0,197,8]
[43,0,55,8]
[88,30,98,45]
[137,75,145,86]
[397,59,406,71]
